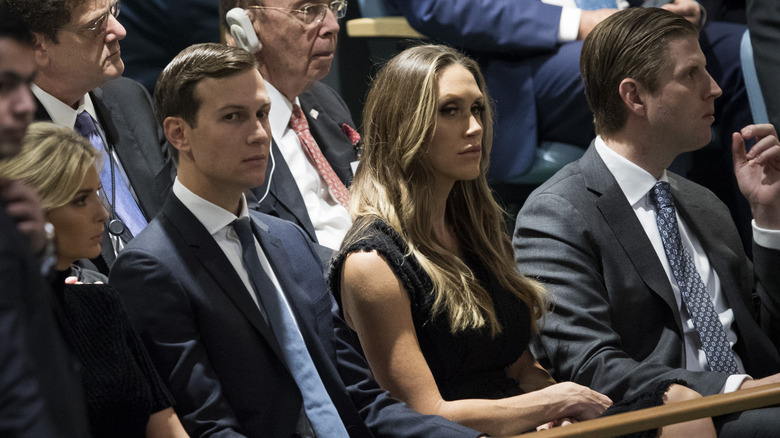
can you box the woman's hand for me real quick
[536,382,613,421]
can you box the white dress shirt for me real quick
[263,82,351,251]
[172,178,296,321]
[594,137,758,392]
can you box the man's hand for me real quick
[0,177,47,253]
[732,124,780,230]
[578,9,618,40]
[662,0,703,27]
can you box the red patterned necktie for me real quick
[290,104,350,208]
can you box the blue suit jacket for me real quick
[110,193,479,437]
[250,81,358,245]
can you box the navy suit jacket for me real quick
[514,145,780,400]
[249,82,358,245]
[35,76,176,270]
[110,193,479,437]
[0,206,90,437]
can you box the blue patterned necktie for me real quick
[232,217,348,438]
[74,111,147,237]
[649,181,739,374]
[575,0,618,9]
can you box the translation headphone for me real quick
[226,8,261,54]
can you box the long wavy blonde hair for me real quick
[344,45,546,336]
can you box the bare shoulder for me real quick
[341,250,408,307]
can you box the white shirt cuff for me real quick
[559,7,582,42]
[752,220,780,250]
[723,374,752,393]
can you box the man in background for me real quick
[9,0,176,273]
[220,0,360,257]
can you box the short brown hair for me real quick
[6,0,87,43]
[154,42,258,127]
[580,8,698,135]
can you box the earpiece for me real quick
[226,8,261,54]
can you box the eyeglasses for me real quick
[61,0,121,37]
[247,0,347,25]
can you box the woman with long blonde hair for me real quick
[328,45,715,436]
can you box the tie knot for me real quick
[74,111,99,138]
[290,104,308,134]
[650,181,674,210]
[232,217,254,247]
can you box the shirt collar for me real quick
[265,81,300,145]
[32,84,98,129]
[172,178,250,236]
[594,136,669,206]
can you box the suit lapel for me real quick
[300,89,355,186]
[580,146,684,330]
[90,87,170,221]
[163,195,285,360]
[256,140,318,241]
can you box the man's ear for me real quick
[619,78,647,117]
[163,116,191,155]
[31,32,50,68]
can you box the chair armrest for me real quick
[346,17,426,38]
[511,382,780,438]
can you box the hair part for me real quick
[345,44,547,336]
[0,122,99,210]
[154,42,258,128]
[580,7,698,135]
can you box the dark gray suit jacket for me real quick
[514,144,780,400]
[249,81,358,246]
[34,76,176,271]
[110,193,479,437]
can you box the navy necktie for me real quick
[231,217,348,437]
[649,181,739,374]
[74,111,147,237]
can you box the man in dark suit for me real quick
[109,42,480,437]
[9,0,176,272]
[513,8,780,436]
[0,5,90,436]
[219,0,358,254]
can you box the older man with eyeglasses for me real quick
[219,0,361,262]
[7,0,176,275]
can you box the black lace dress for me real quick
[53,270,174,437]
[329,220,680,436]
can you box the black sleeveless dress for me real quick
[329,219,531,401]
[329,220,680,437]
